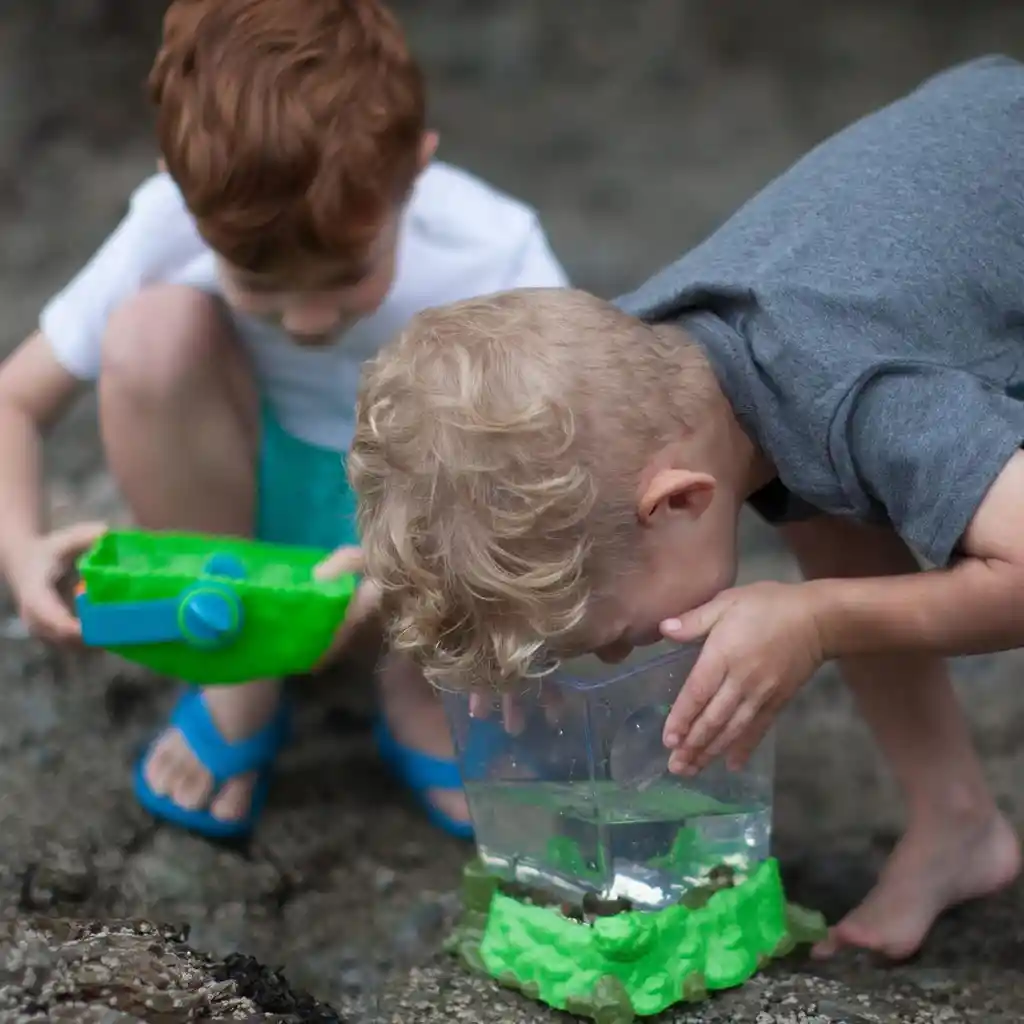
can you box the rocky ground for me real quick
[1,1,1023,1021]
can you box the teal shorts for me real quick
[256,403,360,551]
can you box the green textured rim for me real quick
[447,858,826,1023]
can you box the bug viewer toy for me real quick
[443,645,826,1021]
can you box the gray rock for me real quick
[0,917,341,1023]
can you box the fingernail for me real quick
[661,618,682,633]
[663,732,679,748]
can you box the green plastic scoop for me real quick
[76,529,357,684]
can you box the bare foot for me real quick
[141,680,282,824]
[378,654,470,827]
[813,809,1021,960]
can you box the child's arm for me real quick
[0,333,106,640]
[661,451,1024,774]
[813,448,1024,657]
[0,172,203,641]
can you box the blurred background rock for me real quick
[1,3,1023,1021]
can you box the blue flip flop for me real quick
[374,713,519,841]
[374,717,478,840]
[134,689,291,840]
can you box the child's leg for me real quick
[782,518,1020,959]
[377,650,469,827]
[99,285,278,824]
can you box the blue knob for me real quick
[203,553,247,580]
[178,586,242,649]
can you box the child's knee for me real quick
[100,285,235,402]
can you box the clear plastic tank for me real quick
[443,643,774,911]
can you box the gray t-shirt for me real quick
[617,54,1024,567]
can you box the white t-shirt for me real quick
[41,162,568,451]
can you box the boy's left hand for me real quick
[659,581,825,774]
[313,546,382,668]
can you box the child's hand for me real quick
[313,545,381,667]
[659,581,825,775]
[6,522,107,642]
[469,683,568,735]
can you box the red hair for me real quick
[150,0,425,281]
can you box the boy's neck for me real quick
[676,343,777,503]
[720,398,777,500]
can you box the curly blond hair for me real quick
[349,288,703,690]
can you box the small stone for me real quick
[374,866,397,893]
[393,900,446,960]
[905,968,960,994]
[338,957,374,996]
[813,997,878,1022]
[21,852,94,909]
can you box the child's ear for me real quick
[419,131,439,169]
[638,469,716,524]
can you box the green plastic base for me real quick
[78,530,356,684]
[448,858,826,1023]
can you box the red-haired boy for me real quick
[0,0,566,839]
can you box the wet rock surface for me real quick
[0,916,343,1022]
[1,1,1023,1021]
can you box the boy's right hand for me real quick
[5,521,107,642]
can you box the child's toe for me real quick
[427,787,470,826]
[209,773,258,822]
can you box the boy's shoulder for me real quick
[384,161,564,308]
[119,171,215,286]
[40,170,217,381]
[128,170,189,214]
[125,172,205,249]
[405,161,543,253]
